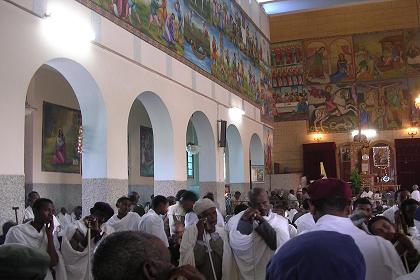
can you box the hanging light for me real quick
[25,100,37,116]
[186,143,200,155]
[415,95,420,110]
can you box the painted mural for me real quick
[42,102,82,173]
[354,31,405,81]
[408,78,420,122]
[308,84,358,133]
[304,36,354,84]
[357,80,411,130]
[405,29,420,76]
[89,0,271,112]
[140,126,154,177]
[273,86,308,122]
[263,125,273,174]
[271,41,303,67]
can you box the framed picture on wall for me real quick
[140,126,154,177]
[373,146,390,167]
[41,102,82,173]
[251,165,265,183]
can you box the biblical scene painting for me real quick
[307,84,358,133]
[405,29,420,76]
[271,41,303,67]
[273,86,308,122]
[357,80,411,130]
[304,37,354,84]
[373,146,390,167]
[140,126,154,177]
[89,0,271,112]
[408,78,420,122]
[263,126,273,175]
[42,102,82,173]
[353,31,405,81]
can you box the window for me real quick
[187,151,194,178]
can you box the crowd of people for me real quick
[1,180,420,280]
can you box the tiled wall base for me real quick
[200,181,226,215]
[82,178,128,216]
[154,181,187,198]
[0,175,25,234]
[128,185,154,205]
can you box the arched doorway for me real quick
[127,91,174,200]
[24,58,107,216]
[225,124,245,194]
[249,133,264,186]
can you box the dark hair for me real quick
[234,204,248,215]
[116,196,131,207]
[302,187,308,193]
[2,221,16,235]
[152,195,168,209]
[353,198,372,210]
[32,198,53,212]
[401,198,419,226]
[248,187,265,208]
[395,189,409,200]
[90,202,115,220]
[302,198,310,211]
[27,191,39,198]
[234,191,241,196]
[367,216,392,234]
[289,189,295,194]
[92,231,170,280]
[273,200,288,211]
[181,191,198,203]
[203,192,214,201]
[310,197,349,214]
[175,190,186,201]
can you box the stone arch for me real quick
[226,124,244,184]
[249,133,264,166]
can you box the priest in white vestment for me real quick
[106,196,142,232]
[294,212,315,234]
[179,198,238,280]
[307,178,407,280]
[226,187,289,280]
[411,185,420,202]
[5,198,67,280]
[60,202,115,280]
[139,195,169,247]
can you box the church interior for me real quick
[1,0,420,279]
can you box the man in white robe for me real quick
[307,178,406,280]
[5,198,67,280]
[57,207,72,230]
[139,195,169,247]
[180,198,238,280]
[167,190,187,235]
[106,196,141,232]
[226,187,289,280]
[23,191,61,234]
[411,185,420,202]
[294,212,315,234]
[60,202,115,280]
[382,189,410,224]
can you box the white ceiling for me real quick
[260,0,391,16]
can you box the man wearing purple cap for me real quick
[307,178,406,280]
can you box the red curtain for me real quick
[303,142,337,181]
[395,138,420,189]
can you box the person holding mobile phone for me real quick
[180,198,238,280]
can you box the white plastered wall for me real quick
[0,0,270,190]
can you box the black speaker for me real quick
[219,120,227,147]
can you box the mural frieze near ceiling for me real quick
[271,29,420,133]
[77,0,274,121]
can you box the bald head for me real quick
[93,231,173,280]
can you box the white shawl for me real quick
[5,222,67,280]
[226,211,289,280]
[60,220,114,280]
[106,212,141,232]
[179,221,238,280]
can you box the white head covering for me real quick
[193,198,215,216]
[413,185,419,190]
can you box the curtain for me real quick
[303,142,337,181]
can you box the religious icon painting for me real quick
[307,84,358,133]
[271,65,304,88]
[140,126,154,177]
[304,40,330,84]
[373,146,390,167]
[407,78,420,122]
[271,40,304,67]
[357,80,411,131]
[273,86,308,122]
[42,102,82,173]
[329,37,355,83]
[405,29,420,76]
[353,31,405,81]
[263,126,273,175]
